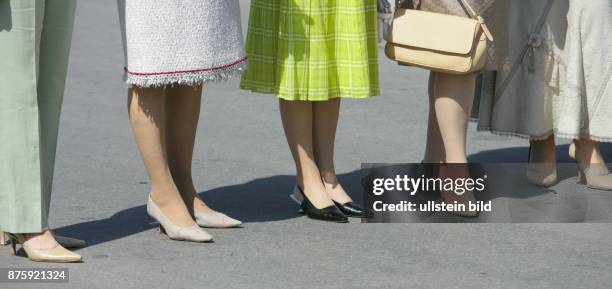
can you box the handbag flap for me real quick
[386,9,481,55]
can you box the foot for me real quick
[321,178,353,204]
[299,179,334,209]
[9,231,82,263]
[150,188,197,228]
[180,193,242,228]
[438,164,478,218]
[569,139,612,190]
[527,137,558,187]
[570,138,607,166]
[21,230,59,251]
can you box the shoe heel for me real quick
[9,237,17,256]
[289,189,304,205]
[0,230,6,246]
[578,169,588,184]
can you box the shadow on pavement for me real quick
[194,172,363,223]
[54,171,364,247]
[54,143,610,245]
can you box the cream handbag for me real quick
[384,0,494,74]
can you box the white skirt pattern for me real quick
[554,0,612,142]
[118,0,247,87]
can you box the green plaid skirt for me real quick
[240,0,380,101]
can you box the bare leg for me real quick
[573,137,607,165]
[431,72,477,215]
[570,137,612,190]
[432,72,476,163]
[530,135,556,164]
[312,98,351,204]
[526,134,558,187]
[280,99,334,208]
[128,87,195,227]
[165,85,215,214]
[424,72,445,163]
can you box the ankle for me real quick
[574,139,604,165]
[320,174,339,187]
[444,157,468,164]
[23,230,59,249]
[150,186,181,206]
[530,138,556,163]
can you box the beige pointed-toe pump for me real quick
[7,233,82,263]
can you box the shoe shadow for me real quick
[195,173,365,223]
[53,143,611,245]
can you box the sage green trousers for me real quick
[0,0,76,233]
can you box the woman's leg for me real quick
[311,99,352,204]
[569,137,612,190]
[424,72,446,163]
[432,72,476,163]
[164,85,211,214]
[530,135,557,163]
[280,99,334,208]
[526,134,558,187]
[431,72,478,215]
[128,87,195,227]
[573,137,607,165]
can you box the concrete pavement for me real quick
[1,1,611,288]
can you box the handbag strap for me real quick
[458,0,494,41]
[396,0,478,16]
[458,0,478,18]
[394,0,494,41]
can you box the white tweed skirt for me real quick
[118,0,247,87]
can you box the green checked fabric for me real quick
[241,0,380,101]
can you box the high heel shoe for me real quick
[292,186,348,223]
[333,201,369,218]
[7,234,82,263]
[291,184,369,218]
[195,210,242,228]
[569,142,612,191]
[147,196,213,242]
[1,230,84,248]
[526,142,558,187]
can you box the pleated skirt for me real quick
[240,0,380,101]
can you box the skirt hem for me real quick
[240,84,380,101]
[125,58,247,88]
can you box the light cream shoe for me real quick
[526,142,558,187]
[147,196,213,242]
[1,231,84,248]
[194,210,242,228]
[55,235,86,248]
[569,142,612,191]
[8,234,82,263]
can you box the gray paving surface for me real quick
[1,1,611,288]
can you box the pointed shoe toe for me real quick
[195,211,242,228]
[334,201,371,218]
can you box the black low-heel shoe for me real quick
[333,201,371,218]
[296,187,348,223]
